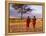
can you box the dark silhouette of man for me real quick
[26,16,31,31]
[26,16,30,28]
[32,16,36,31]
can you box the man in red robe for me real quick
[26,16,30,31]
[32,16,36,31]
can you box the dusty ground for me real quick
[8,18,44,33]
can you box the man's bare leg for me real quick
[33,25,35,32]
[26,27,28,32]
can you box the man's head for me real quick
[28,16,30,19]
[34,16,36,18]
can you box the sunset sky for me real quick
[10,4,42,18]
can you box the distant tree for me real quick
[12,3,33,19]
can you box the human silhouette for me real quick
[26,16,30,27]
[26,16,31,31]
[32,16,36,31]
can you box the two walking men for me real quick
[26,16,36,31]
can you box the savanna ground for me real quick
[8,18,44,33]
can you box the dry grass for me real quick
[8,18,44,33]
